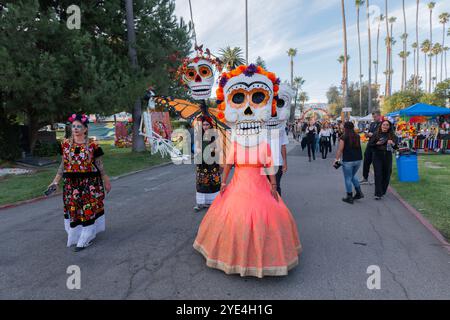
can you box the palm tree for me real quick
[287,48,297,86]
[366,0,373,113]
[432,43,442,89]
[219,46,246,70]
[293,76,305,113]
[355,0,364,116]
[421,39,431,89]
[340,0,349,109]
[287,48,298,122]
[374,14,384,87]
[415,0,420,91]
[399,50,410,90]
[299,92,309,112]
[427,2,436,93]
[401,0,407,91]
[255,56,266,69]
[245,0,248,64]
[439,13,449,82]
[412,42,418,88]
[444,46,449,79]
[387,16,396,96]
[384,0,391,97]
[400,33,408,90]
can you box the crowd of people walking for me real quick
[287,111,397,204]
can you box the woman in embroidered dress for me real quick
[49,113,111,251]
[194,115,221,211]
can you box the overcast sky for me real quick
[174,0,450,103]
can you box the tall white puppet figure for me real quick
[265,83,295,195]
[177,45,224,211]
[193,64,301,278]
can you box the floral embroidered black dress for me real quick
[196,136,221,206]
[58,138,106,247]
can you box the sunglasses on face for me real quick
[72,124,83,129]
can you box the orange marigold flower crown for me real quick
[215,64,280,121]
[176,45,223,84]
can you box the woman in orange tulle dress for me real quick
[193,141,301,278]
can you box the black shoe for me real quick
[374,196,382,200]
[353,188,364,200]
[342,193,354,204]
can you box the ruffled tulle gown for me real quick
[193,141,301,278]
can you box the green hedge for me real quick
[0,113,21,161]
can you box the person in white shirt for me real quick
[268,128,289,195]
[319,122,333,159]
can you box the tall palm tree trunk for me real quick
[402,0,407,90]
[356,2,363,115]
[429,8,433,92]
[245,0,248,64]
[424,52,428,88]
[341,0,349,109]
[413,48,417,87]
[367,0,372,114]
[416,0,420,91]
[375,17,381,86]
[441,22,446,82]
[385,0,390,97]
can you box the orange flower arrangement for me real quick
[215,64,280,121]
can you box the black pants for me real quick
[372,151,393,197]
[266,166,283,195]
[320,138,331,159]
[332,134,337,146]
[362,146,374,180]
[307,141,315,159]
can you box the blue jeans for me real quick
[342,160,362,193]
[315,135,320,151]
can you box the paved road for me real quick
[0,138,449,299]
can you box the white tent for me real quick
[359,114,373,121]
[336,115,359,121]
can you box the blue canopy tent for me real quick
[386,110,400,117]
[398,103,450,116]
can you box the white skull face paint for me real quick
[266,83,295,130]
[223,73,274,146]
[182,59,215,100]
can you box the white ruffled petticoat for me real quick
[64,215,105,248]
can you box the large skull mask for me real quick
[182,58,215,100]
[223,72,274,146]
[266,83,295,131]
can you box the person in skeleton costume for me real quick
[265,83,295,195]
[177,46,224,211]
[193,65,301,278]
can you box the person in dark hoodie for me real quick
[368,120,398,200]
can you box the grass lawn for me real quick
[0,141,170,206]
[362,143,450,241]
[391,154,450,241]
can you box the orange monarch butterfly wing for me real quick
[153,97,202,121]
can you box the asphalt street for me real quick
[0,138,449,299]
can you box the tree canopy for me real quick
[0,0,192,154]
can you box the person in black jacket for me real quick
[368,120,398,200]
[360,111,381,184]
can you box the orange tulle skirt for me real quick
[193,158,301,278]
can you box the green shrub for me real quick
[33,140,60,157]
[0,113,21,161]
